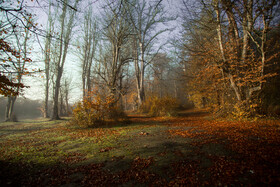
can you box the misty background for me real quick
[0,0,182,122]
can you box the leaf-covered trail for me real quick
[0,110,279,186]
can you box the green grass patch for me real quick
[1,115,279,186]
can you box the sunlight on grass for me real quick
[1,115,279,186]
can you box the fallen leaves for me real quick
[61,152,87,164]
[131,156,154,170]
[139,131,149,135]
[169,160,201,186]
[99,147,114,153]
[167,116,280,186]
[207,155,241,186]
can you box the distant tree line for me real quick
[0,97,42,121]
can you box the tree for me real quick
[213,0,279,108]
[59,76,72,116]
[0,0,34,97]
[79,7,98,98]
[0,0,34,121]
[124,0,172,106]
[42,0,55,118]
[95,0,132,103]
[149,53,170,98]
[179,4,224,109]
[181,0,280,115]
[51,0,80,120]
[5,24,32,121]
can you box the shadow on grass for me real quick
[0,160,45,186]
[72,110,208,130]
[0,136,196,186]
[82,119,160,130]
[177,110,209,117]
[101,110,209,129]
[0,118,71,137]
[23,117,70,123]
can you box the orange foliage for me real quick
[140,95,179,117]
[0,25,32,96]
[0,74,24,96]
[71,91,126,127]
[186,37,278,117]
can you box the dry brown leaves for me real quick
[1,111,279,186]
[168,116,280,185]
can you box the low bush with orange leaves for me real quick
[140,96,179,117]
[71,92,126,127]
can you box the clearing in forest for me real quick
[0,110,279,186]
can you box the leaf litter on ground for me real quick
[0,110,279,186]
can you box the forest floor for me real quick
[0,109,279,186]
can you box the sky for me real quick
[19,0,183,103]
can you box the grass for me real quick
[0,110,279,186]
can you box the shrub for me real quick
[140,96,179,117]
[71,92,125,128]
[229,99,263,119]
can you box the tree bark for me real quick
[4,16,29,121]
[52,67,63,120]
[51,0,78,120]
[215,0,243,102]
[5,96,11,121]
[5,96,17,121]
[43,0,53,118]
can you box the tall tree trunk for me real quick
[5,13,29,121]
[119,70,124,110]
[138,42,145,105]
[43,1,53,118]
[5,97,11,121]
[52,67,63,120]
[136,65,145,106]
[214,1,226,63]
[87,39,96,94]
[59,87,64,116]
[81,12,97,98]
[174,80,177,98]
[215,1,242,102]
[82,70,86,98]
[44,77,49,118]
[65,90,69,115]
[5,96,17,121]
[247,3,271,99]
[241,0,253,63]
[51,0,78,120]
[82,42,89,98]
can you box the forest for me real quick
[0,0,280,186]
[1,0,280,121]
